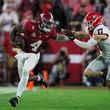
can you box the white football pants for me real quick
[15,51,40,97]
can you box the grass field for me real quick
[0,87,110,110]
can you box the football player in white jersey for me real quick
[67,11,110,88]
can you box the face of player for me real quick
[84,20,94,33]
[87,21,94,30]
[42,19,54,33]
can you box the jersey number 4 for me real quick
[30,40,42,52]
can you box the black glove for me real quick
[61,29,75,40]
[67,35,75,41]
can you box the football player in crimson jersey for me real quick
[67,11,110,88]
[9,11,71,107]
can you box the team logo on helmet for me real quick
[37,12,55,32]
[84,11,103,33]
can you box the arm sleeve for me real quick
[74,38,97,49]
[56,34,69,41]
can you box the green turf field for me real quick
[0,87,110,110]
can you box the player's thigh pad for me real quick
[23,53,40,72]
[86,55,106,73]
[15,51,29,61]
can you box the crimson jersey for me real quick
[23,21,57,53]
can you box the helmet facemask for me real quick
[83,19,94,34]
[42,18,54,32]
[38,12,55,33]
[84,12,103,34]
[87,20,94,31]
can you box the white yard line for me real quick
[0,86,41,95]
[0,87,17,95]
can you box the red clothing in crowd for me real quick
[3,32,16,57]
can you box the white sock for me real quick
[16,96,20,100]
[37,74,41,81]
[83,76,91,86]
[83,76,88,83]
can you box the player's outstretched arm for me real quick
[73,34,107,49]
[55,34,70,41]
[74,31,88,39]
[56,29,88,42]
[73,38,97,49]
[55,29,76,41]
[61,29,88,39]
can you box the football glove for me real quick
[61,29,75,40]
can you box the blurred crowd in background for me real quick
[0,0,109,87]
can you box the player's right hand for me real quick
[61,29,75,40]
[67,34,75,41]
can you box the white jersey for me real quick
[93,24,110,60]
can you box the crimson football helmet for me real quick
[84,11,103,32]
[37,12,55,32]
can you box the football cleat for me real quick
[37,73,48,88]
[101,73,107,87]
[9,97,19,107]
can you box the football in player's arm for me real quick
[9,11,78,107]
[10,25,25,52]
[9,12,54,107]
